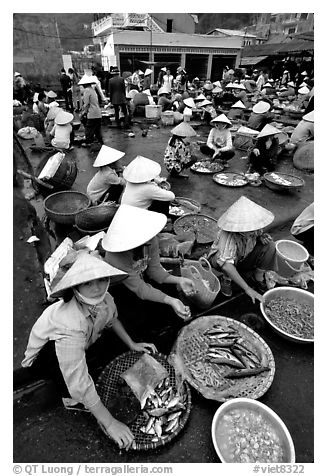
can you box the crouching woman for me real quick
[21,253,157,449]
[208,197,277,303]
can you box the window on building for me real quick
[270,17,276,23]
[287,27,296,34]
[300,13,309,20]
[167,19,173,32]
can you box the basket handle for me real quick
[199,257,212,273]
[189,265,203,281]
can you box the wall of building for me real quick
[151,14,195,34]
[255,13,314,39]
[13,13,64,89]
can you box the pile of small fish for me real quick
[139,377,187,443]
[203,323,270,379]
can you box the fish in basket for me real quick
[169,315,275,402]
[96,351,192,450]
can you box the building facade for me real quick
[254,13,314,41]
[102,30,242,82]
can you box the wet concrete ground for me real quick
[13,116,314,463]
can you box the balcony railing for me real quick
[92,13,163,36]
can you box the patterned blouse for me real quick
[164,137,192,174]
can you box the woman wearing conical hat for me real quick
[227,100,246,121]
[86,145,126,205]
[208,196,276,303]
[121,156,175,210]
[102,205,196,326]
[247,124,281,175]
[164,122,197,178]
[200,114,235,167]
[50,110,74,150]
[247,100,274,131]
[289,111,314,149]
[198,99,218,125]
[22,252,156,448]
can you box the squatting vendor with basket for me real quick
[21,253,157,449]
[208,196,277,304]
[102,205,196,346]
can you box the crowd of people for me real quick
[15,60,314,451]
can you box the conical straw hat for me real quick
[50,252,127,298]
[225,82,234,89]
[194,93,206,102]
[55,111,74,125]
[287,81,295,87]
[231,100,245,109]
[138,70,144,75]
[198,99,212,107]
[212,86,223,93]
[123,156,161,183]
[203,82,213,90]
[302,111,314,122]
[301,71,308,75]
[78,74,97,85]
[252,101,270,114]
[102,205,167,252]
[170,122,196,137]
[144,68,152,76]
[298,86,310,94]
[158,86,170,95]
[233,82,246,90]
[183,98,196,108]
[211,114,232,126]
[217,196,274,232]
[300,82,308,87]
[263,83,273,88]
[45,90,57,98]
[93,145,125,167]
[256,124,281,139]
[213,80,221,87]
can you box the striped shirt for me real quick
[208,228,262,268]
[87,166,125,204]
[22,293,118,409]
[121,182,175,209]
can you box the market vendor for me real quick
[227,100,246,121]
[121,155,175,214]
[291,202,314,256]
[278,81,296,98]
[44,101,62,145]
[157,86,172,112]
[247,101,274,131]
[198,99,218,124]
[22,253,157,449]
[208,196,276,303]
[233,83,249,107]
[87,145,126,205]
[289,111,314,148]
[247,124,281,175]
[50,110,74,150]
[102,205,196,334]
[164,122,197,178]
[200,114,235,167]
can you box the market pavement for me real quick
[13,118,314,463]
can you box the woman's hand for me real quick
[253,148,260,157]
[170,298,192,320]
[178,277,196,297]
[102,418,134,450]
[129,342,157,354]
[259,233,273,245]
[245,286,263,304]
[213,149,221,159]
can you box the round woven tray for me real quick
[173,213,217,244]
[213,172,248,187]
[172,315,275,402]
[96,351,192,451]
[263,172,305,192]
[191,161,224,174]
[44,191,91,225]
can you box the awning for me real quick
[239,56,268,66]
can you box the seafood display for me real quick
[173,214,217,244]
[169,197,201,216]
[264,172,304,187]
[96,351,191,450]
[173,316,274,401]
[215,408,286,463]
[213,172,248,187]
[191,161,224,174]
[169,206,185,216]
[264,296,314,340]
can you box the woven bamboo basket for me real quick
[293,142,314,171]
[180,257,220,309]
[173,214,217,244]
[75,203,118,232]
[96,351,192,450]
[44,191,91,225]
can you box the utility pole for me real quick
[148,14,154,83]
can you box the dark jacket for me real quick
[247,111,274,131]
[108,75,127,105]
[60,73,71,92]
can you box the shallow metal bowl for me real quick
[212,398,296,463]
[260,287,314,343]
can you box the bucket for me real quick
[275,239,309,278]
[161,111,175,126]
[145,104,162,119]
